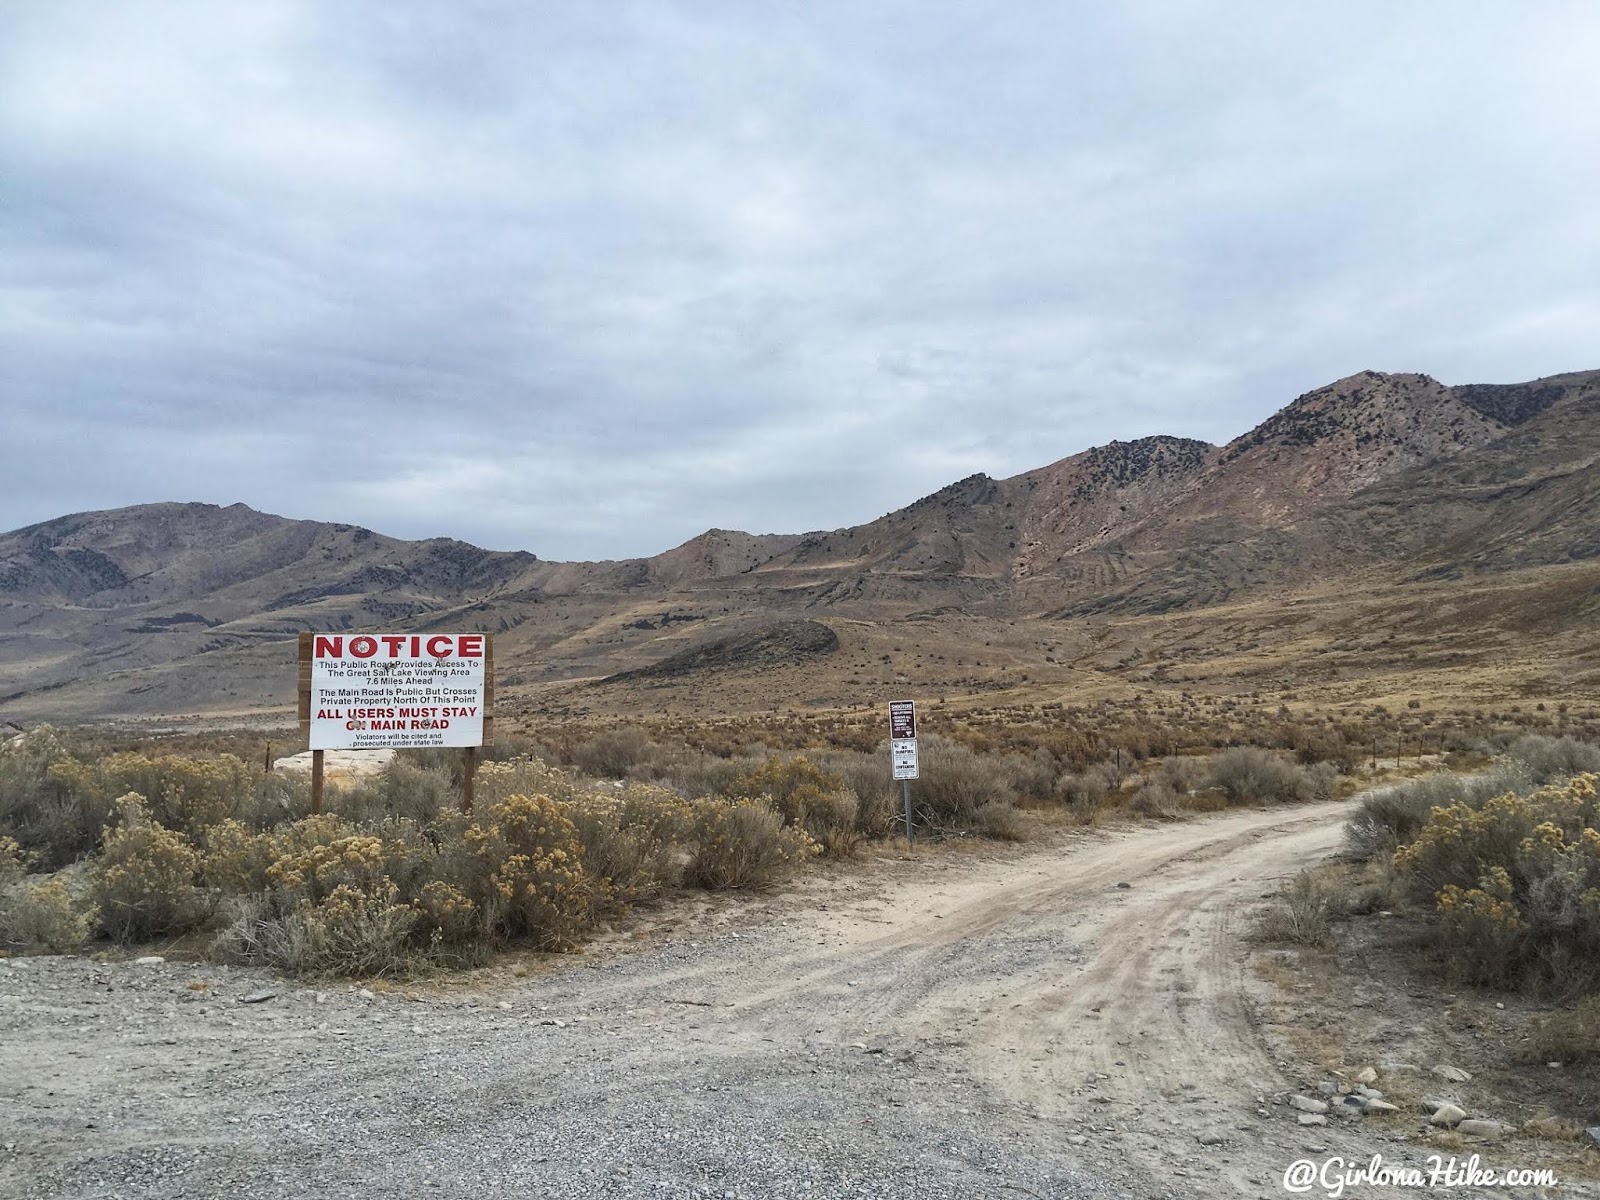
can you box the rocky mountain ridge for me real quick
[2,367,1597,720]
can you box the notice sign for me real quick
[302,633,490,750]
[889,699,919,780]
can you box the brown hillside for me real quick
[2,368,1597,722]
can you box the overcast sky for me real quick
[3,2,1598,560]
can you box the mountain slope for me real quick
[2,367,1597,720]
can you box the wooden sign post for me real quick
[298,632,495,815]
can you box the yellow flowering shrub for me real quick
[200,819,276,895]
[1394,775,1600,987]
[563,783,694,911]
[267,833,390,900]
[461,793,590,949]
[50,752,257,836]
[687,797,818,890]
[474,758,582,807]
[724,755,860,856]
[91,794,206,942]
[415,879,478,945]
[0,876,95,952]
[0,835,31,887]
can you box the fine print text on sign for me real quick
[890,699,919,781]
[891,739,919,780]
[308,633,487,750]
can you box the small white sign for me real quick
[308,633,487,750]
[891,737,920,780]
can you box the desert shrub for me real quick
[687,799,816,890]
[1526,995,1600,1065]
[1002,749,1059,804]
[459,792,590,949]
[1290,727,1357,770]
[1393,775,1600,988]
[91,795,207,942]
[1207,747,1333,805]
[573,727,653,779]
[0,876,96,952]
[1507,736,1600,783]
[906,735,1017,831]
[809,750,898,837]
[975,800,1029,841]
[48,751,262,837]
[1055,768,1111,817]
[563,783,692,909]
[1347,788,1435,861]
[199,819,277,895]
[217,812,441,972]
[266,828,391,903]
[1129,779,1180,819]
[289,882,420,976]
[334,758,455,826]
[473,757,583,807]
[1346,763,1538,860]
[661,755,752,799]
[1157,756,1208,795]
[0,835,32,887]
[1259,869,1332,946]
[0,727,115,869]
[217,885,420,977]
[724,756,861,856]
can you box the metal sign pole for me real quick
[889,699,919,846]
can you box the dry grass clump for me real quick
[1526,994,1600,1065]
[1258,868,1334,947]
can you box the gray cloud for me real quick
[3,1,1598,559]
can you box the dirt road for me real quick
[6,799,1556,1199]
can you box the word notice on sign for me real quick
[889,699,919,780]
[306,633,487,750]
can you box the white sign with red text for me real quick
[308,633,486,750]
